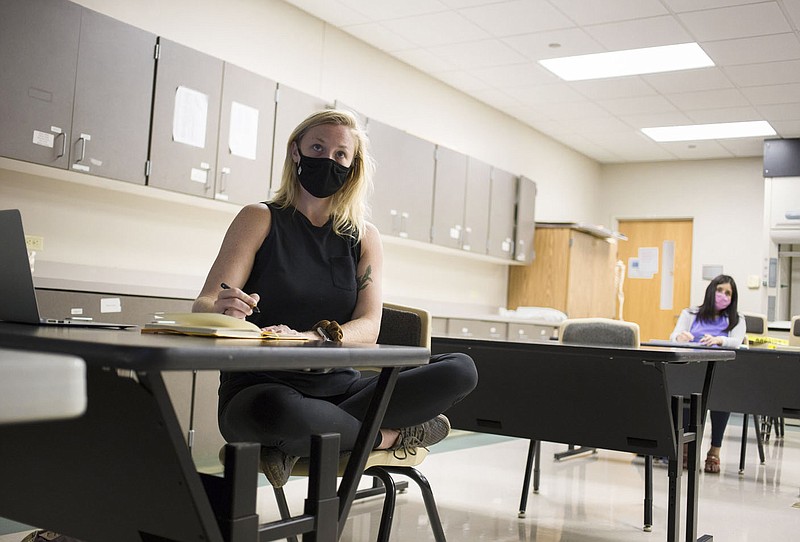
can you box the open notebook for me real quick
[0,209,135,329]
[142,312,309,340]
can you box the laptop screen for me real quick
[0,209,44,324]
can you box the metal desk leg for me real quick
[667,396,684,542]
[644,455,653,532]
[685,394,702,542]
[337,367,400,538]
[518,440,538,518]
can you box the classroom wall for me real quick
[0,0,601,311]
[598,157,766,314]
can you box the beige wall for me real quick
[599,157,766,313]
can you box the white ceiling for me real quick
[282,0,800,163]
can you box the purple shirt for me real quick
[689,315,729,342]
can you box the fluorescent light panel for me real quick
[540,43,714,81]
[642,121,776,142]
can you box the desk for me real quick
[0,323,430,542]
[648,340,800,472]
[431,336,733,542]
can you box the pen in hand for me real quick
[220,282,261,313]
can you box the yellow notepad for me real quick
[142,313,309,340]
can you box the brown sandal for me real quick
[704,453,720,473]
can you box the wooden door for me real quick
[617,219,693,341]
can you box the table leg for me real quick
[667,395,683,542]
[337,367,400,537]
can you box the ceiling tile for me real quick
[756,102,800,121]
[503,27,604,61]
[642,67,734,93]
[393,48,458,73]
[684,106,763,123]
[433,69,494,92]
[619,111,695,128]
[427,39,529,69]
[344,22,417,52]
[468,88,525,109]
[597,95,680,115]
[459,0,574,36]
[467,62,559,88]
[725,59,800,86]
[661,0,760,13]
[770,119,800,136]
[740,83,800,105]
[658,140,734,160]
[677,3,792,42]
[338,0,449,21]
[785,0,800,27]
[547,0,668,26]
[701,33,800,66]
[284,0,370,26]
[584,15,694,50]
[666,88,751,110]
[502,82,587,105]
[569,76,658,100]
[719,137,769,157]
[381,11,490,47]
[523,100,615,119]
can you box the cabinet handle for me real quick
[219,167,231,193]
[76,136,87,163]
[55,132,66,159]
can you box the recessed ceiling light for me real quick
[641,120,776,142]
[539,42,713,81]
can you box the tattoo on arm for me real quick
[357,265,373,291]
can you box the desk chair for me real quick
[738,312,769,471]
[518,318,653,529]
[268,303,445,542]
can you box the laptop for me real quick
[0,209,136,329]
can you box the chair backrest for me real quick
[377,303,431,349]
[741,312,768,336]
[791,315,800,347]
[558,317,640,348]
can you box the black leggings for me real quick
[218,352,478,457]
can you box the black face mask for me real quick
[296,151,351,198]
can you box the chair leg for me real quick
[644,455,653,532]
[518,440,537,518]
[381,466,447,542]
[272,487,299,542]
[365,467,398,542]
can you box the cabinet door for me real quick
[216,63,276,204]
[464,157,491,254]
[70,8,156,185]
[769,177,800,229]
[487,167,518,260]
[270,84,330,197]
[149,38,223,197]
[0,0,80,168]
[431,146,467,249]
[514,176,537,263]
[367,119,435,242]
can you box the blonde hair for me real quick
[271,109,374,242]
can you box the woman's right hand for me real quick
[215,285,260,319]
[675,330,694,342]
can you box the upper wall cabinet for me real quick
[432,146,468,250]
[367,119,435,242]
[270,84,331,197]
[464,157,492,254]
[431,148,492,254]
[514,176,537,263]
[215,63,276,204]
[149,38,223,198]
[487,167,518,260]
[0,0,155,184]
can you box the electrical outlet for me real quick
[25,235,44,251]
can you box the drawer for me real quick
[447,318,507,340]
[508,322,557,343]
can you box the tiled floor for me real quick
[2,415,798,541]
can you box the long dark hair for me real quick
[695,274,739,331]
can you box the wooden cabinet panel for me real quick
[507,227,616,318]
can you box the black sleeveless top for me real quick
[219,203,362,406]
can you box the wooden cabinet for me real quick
[507,226,617,318]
